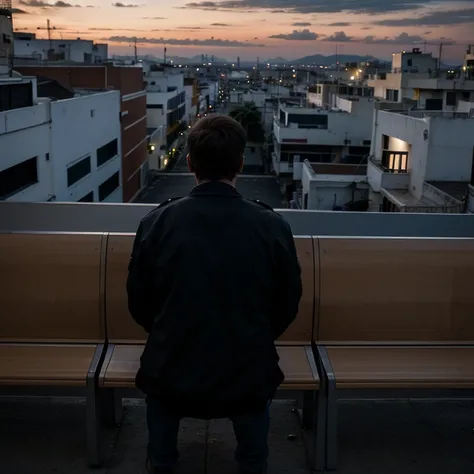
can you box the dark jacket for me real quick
[127,181,302,419]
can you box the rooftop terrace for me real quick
[2,395,473,474]
[1,203,474,474]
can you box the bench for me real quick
[0,232,108,466]
[99,232,326,470]
[314,237,474,470]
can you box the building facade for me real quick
[15,64,147,201]
[0,3,13,76]
[13,33,107,64]
[367,109,474,213]
[0,78,122,202]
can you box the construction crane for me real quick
[37,19,56,61]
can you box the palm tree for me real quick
[229,101,264,143]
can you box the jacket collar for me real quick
[189,181,242,198]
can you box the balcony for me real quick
[0,100,50,135]
[367,157,410,192]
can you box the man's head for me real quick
[187,114,246,183]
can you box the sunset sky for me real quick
[10,0,474,61]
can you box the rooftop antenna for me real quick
[37,19,56,61]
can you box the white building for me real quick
[299,161,369,211]
[0,77,122,202]
[13,33,107,64]
[199,80,219,113]
[0,5,13,76]
[368,48,474,110]
[367,109,474,213]
[184,77,199,125]
[145,64,186,132]
[307,83,373,108]
[272,102,373,177]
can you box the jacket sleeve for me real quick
[126,221,153,333]
[271,220,303,340]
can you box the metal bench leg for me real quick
[302,391,315,429]
[86,344,106,468]
[313,380,327,471]
[317,346,337,471]
[305,346,327,471]
[100,388,123,426]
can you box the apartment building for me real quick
[184,77,199,124]
[368,48,474,110]
[299,161,369,211]
[0,77,122,202]
[13,33,108,64]
[15,64,147,202]
[145,63,186,149]
[0,3,12,76]
[307,83,374,108]
[367,109,474,213]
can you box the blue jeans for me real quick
[146,395,270,472]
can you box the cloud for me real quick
[363,32,456,45]
[182,0,473,15]
[328,22,350,26]
[269,29,318,40]
[142,17,167,19]
[375,7,474,26]
[324,31,352,42]
[292,22,311,26]
[112,2,140,7]
[363,32,426,44]
[107,35,264,47]
[177,26,209,30]
[19,0,80,6]
[211,23,232,26]
[361,27,372,30]
[11,7,29,13]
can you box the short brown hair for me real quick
[187,114,246,181]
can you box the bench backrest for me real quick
[105,233,316,344]
[316,237,474,344]
[0,232,106,343]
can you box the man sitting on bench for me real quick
[127,114,302,474]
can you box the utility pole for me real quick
[37,19,56,61]
[133,37,138,64]
[163,43,167,64]
[438,42,443,76]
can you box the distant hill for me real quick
[292,54,382,65]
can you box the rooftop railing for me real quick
[1,201,473,237]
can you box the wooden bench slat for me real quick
[318,237,474,343]
[100,345,319,389]
[326,346,474,389]
[0,233,105,343]
[0,344,97,386]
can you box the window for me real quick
[407,59,413,67]
[0,157,38,200]
[446,91,457,107]
[97,139,118,167]
[67,156,91,187]
[382,150,408,173]
[462,91,470,101]
[99,171,119,201]
[78,191,94,202]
